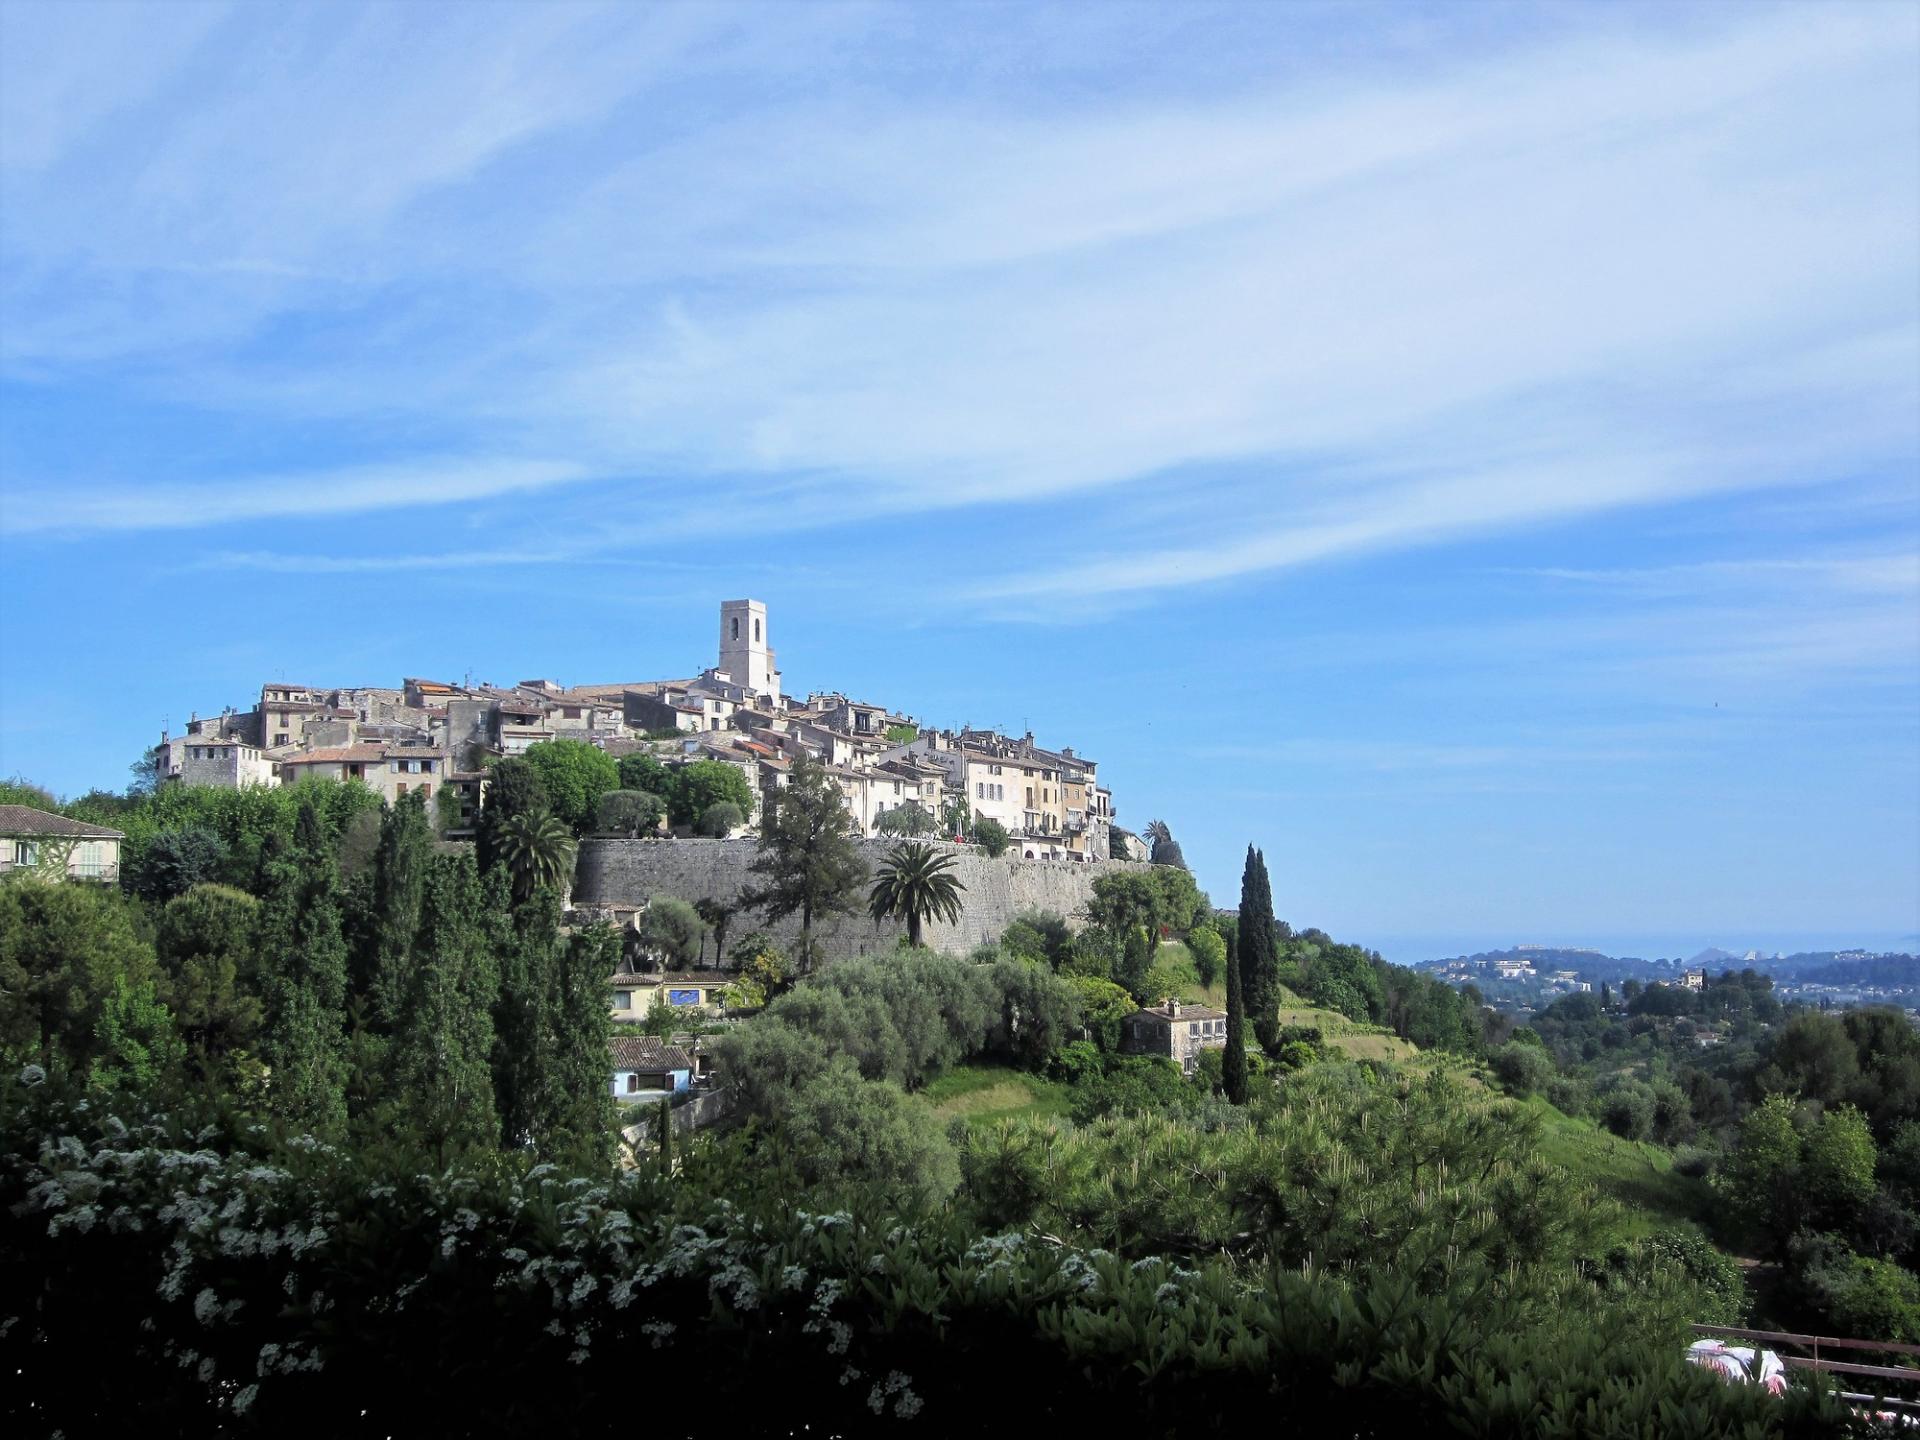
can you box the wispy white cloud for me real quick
[1,458,590,535]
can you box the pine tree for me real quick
[743,754,868,973]
[1223,922,1249,1105]
[254,806,350,1132]
[1238,845,1280,1052]
[385,852,500,1152]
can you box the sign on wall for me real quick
[668,989,701,1006]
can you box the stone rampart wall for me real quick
[574,838,1148,960]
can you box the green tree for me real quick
[724,931,789,1007]
[743,755,868,974]
[521,739,620,835]
[90,971,185,1094]
[1187,924,1227,988]
[939,792,972,840]
[365,792,433,1024]
[1801,1103,1878,1231]
[972,814,1010,858]
[668,760,755,829]
[0,879,160,1076]
[636,896,705,969]
[596,789,665,837]
[491,889,559,1150]
[1238,847,1280,1051]
[876,802,937,837]
[476,758,549,876]
[867,841,964,948]
[1717,1094,1803,1256]
[694,897,738,968]
[384,852,500,1152]
[695,801,745,838]
[617,752,671,795]
[539,922,617,1163]
[253,808,350,1132]
[123,826,228,905]
[155,883,263,1084]
[1143,818,1188,870]
[492,809,577,904]
[777,1055,960,1202]
[1223,926,1249,1105]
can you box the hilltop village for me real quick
[157,599,1129,863]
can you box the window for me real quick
[731,616,740,641]
[1189,1022,1199,1036]
[754,618,761,642]
[564,707,581,719]
[419,784,430,799]
[1025,787,1034,806]
[275,734,289,746]
[612,991,632,1010]
[395,783,407,797]
[625,1074,640,1093]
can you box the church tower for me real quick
[717,598,779,699]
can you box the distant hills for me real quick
[1418,945,1918,988]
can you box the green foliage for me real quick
[636,897,705,970]
[1596,1080,1655,1141]
[616,752,671,795]
[867,841,965,947]
[742,755,867,973]
[875,800,937,836]
[253,811,350,1133]
[1790,1238,1920,1343]
[106,776,383,896]
[1066,975,1135,1051]
[667,760,754,829]
[1715,1094,1803,1255]
[492,809,577,904]
[521,739,620,835]
[722,931,789,1008]
[1238,846,1280,1050]
[156,883,263,1085]
[90,971,185,1094]
[778,1055,960,1203]
[1800,1103,1878,1230]
[999,910,1073,968]
[0,875,168,1090]
[1223,926,1249,1105]
[595,789,665,837]
[123,825,229,904]
[1492,1041,1556,1098]
[0,776,57,809]
[883,723,919,744]
[694,801,745,838]
[477,757,548,875]
[971,814,1010,858]
[1187,924,1226,987]
[1142,817,1187,869]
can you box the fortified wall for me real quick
[574,838,1150,960]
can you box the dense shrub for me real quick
[1492,1041,1555,1097]
[695,802,745,838]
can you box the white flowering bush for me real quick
[0,1070,1853,1438]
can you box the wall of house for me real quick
[575,838,1151,960]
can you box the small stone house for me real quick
[610,1034,694,1100]
[0,805,125,883]
[1118,1000,1231,1073]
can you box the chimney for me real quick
[1168,1000,1181,1018]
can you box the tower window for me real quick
[731,617,740,641]
[754,618,761,642]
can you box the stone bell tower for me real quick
[717,598,779,699]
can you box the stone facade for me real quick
[574,837,1149,960]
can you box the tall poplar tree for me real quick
[492,882,558,1150]
[1238,845,1280,1052]
[254,803,350,1132]
[386,852,500,1152]
[540,922,617,1165]
[1223,921,1249,1105]
[366,791,432,1026]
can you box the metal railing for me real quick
[1689,1324,1920,1411]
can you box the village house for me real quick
[278,744,450,806]
[0,805,125,883]
[610,970,734,1018]
[1118,999,1231,1073]
[162,733,276,789]
[609,1034,694,1100]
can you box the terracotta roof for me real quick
[610,970,731,986]
[280,744,392,765]
[0,805,124,839]
[611,1035,694,1070]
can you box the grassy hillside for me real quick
[925,1064,1073,1126]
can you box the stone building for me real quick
[1118,1000,1231,1073]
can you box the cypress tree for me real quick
[386,852,500,1152]
[1238,845,1279,1052]
[655,1098,673,1174]
[254,805,350,1133]
[1223,922,1249,1105]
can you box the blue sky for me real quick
[2,1,1916,960]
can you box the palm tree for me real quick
[867,841,965,948]
[694,897,737,967]
[494,808,577,903]
[1143,818,1187,870]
